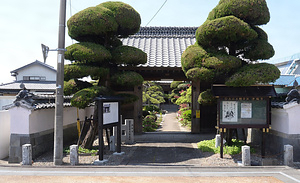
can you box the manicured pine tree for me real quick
[181,0,280,141]
[64,2,147,148]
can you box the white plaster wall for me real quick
[271,103,300,134]
[16,65,56,81]
[9,107,31,134]
[29,107,94,134]
[0,110,10,159]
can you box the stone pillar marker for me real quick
[215,134,221,148]
[22,144,32,165]
[70,145,78,166]
[284,144,293,166]
[110,136,116,152]
[242,145,251,166]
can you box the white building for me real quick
[0,60,56,96]
[0,60,56,109]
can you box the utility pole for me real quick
[54,0,67,165]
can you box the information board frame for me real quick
[212,85,276,159]
[217,97,270,129]
[95,96,123,161]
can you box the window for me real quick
[23,76,46,81]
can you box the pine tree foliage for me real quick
[181,0,280,103]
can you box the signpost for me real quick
[95,96,123,162]
[212,85,277,158]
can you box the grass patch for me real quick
[197,138,255,155]
[64,146,98,156]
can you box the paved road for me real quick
[0,166,299,183]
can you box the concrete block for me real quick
[284,144,293,166]
[93,159,108,165]
[70,145,78,166]
[22,144,32,165]
[242,145,251,166]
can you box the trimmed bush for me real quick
[67,6,118,42]
[71,86,111,109]
[111,71,144,87]
[207,0,270,25]
[65,42,112,64]
[181,44,208,72]
[64,64,109,81]
[196,16,258,49]
[112,45,147,65]
[100,1,141,37]
[198,89,216,105]
[225,63,280,86]
[186,67,215,82]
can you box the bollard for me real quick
[70,145,79,166]
[110,136,116,152]
[284,144,293,166]
[22,144,32,165]
[242,145,251,166]
[215,134,221,148]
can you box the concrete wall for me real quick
[0,110,10,159]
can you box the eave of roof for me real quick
[0,81,56,90]
[10,60,57,74]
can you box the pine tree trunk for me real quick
[80,106,98,149]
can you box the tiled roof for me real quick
[122,27,197,68]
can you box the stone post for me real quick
[215,134,221,148]
[110,136,116,152]
[284,144,293,166]
[70,145,78,166]
[22,144,32,165]
[125,119,134,144]
[242,145,251,166]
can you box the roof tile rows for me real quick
[122,27,197,68]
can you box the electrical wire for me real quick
[145,0,168,27]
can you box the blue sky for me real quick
[0,0,299,83]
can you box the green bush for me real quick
[197,138,255,155]
[225,63,280,87]
[142,114,158,132]
[179,109,192,128]
[143,105,161,113]
[111,71,144,87]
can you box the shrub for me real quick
[197,138,255,155]
[143,105,161,113]
[142,114,158,132]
